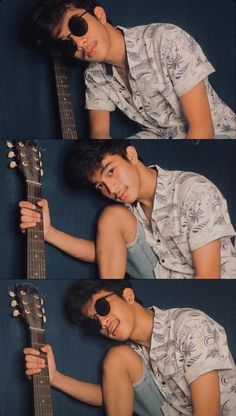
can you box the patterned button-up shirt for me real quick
[130,307,236,416]
[126,165,236,278]
[85,24,236,139]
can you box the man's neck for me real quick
[130,305,154,349]
[104,25,128,70]
[137,164,158,210]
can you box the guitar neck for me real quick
[26,181,46,279]
[31,329,53,416]
[53,56,79,140]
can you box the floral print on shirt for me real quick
[85,24,236,139]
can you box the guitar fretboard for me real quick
[53,56,79,140]
[27,182,46,279]
[31,329,53,416]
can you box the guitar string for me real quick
[55,65,77,138]
[31,330,53,415]
[53,59,78,139]
[27,183,46,279]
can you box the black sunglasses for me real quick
[83,292,116,335]
[55,10,90,58]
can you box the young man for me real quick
[24,279,236,416]
[28,0,236,139]
[19,140,236,278]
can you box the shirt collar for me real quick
[126,164,171,222]
[116,25,144,71]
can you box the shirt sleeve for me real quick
[179,174,235,251]
[176,309,234,385]
[159,25,215,97]
[84,64,116,111]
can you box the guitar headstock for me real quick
[7,140,43,183]
[9,284,46,330]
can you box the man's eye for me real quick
[96,184,103,191]
[108,168,114,176]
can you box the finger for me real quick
[26,369,42,376]
[20,222,37,230]
[37,199,48,208]
[25,360,46,369]
[25,354,45,363]
[20,209,41,219]
[23,348,40,356]
[19,201,36,209]
[40,344,51,353]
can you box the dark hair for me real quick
[65,279,133,325]
[26,0,98,47]
[65,139,132,189]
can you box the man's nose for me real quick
[98,315,109,329]
[105,179,118,196]
[70,34,87,49]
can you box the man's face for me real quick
[82,289,136,341]
[90,147,141,204]
[55,6,112,62]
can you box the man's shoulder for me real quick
[153,306,216,338]
[84,62,106,80]
[122,22,184,43]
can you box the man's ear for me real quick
[94,6,107,24]
[126,146,138,165]
[122,288,135,304]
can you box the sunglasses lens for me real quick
[56,39,77,58]
[69,15,88,37]
[95,298,111,316]
[83,318,102,335]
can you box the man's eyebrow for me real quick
[100,161,112,174]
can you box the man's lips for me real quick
[84,40,98,58]
[116,187,128,202]
[108,320,120,336]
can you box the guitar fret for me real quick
[30,329,54,415]
[26,181,46,280]
[53,55,78,139]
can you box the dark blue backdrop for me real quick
[0,279,236,416]
[0,0,235,138]
[0,139,236,279]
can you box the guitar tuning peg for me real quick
[9,161,17,169]
[40,299,44,305]
[42,308,45,314]
[39,161,42,167]
[9,290,16,298]
[8,151,16,158]
[40,169,44,177]
[13,309,21,317]
[39,151,41,158]
[6,140,14,148]
[11,300,18,307]
[18,141,24,147]
[43,315,47,323]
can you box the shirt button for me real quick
[157,239,161,243]
[161,259,165,263]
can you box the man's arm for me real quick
[190,371,220,416]
[179,81,215,139]
[192,239,221,278]
[89,110,111,139]
[19,200,95,262]
[24,345,102,406]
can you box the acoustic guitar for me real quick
[7,140,46,279]
[10,284,53,416]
